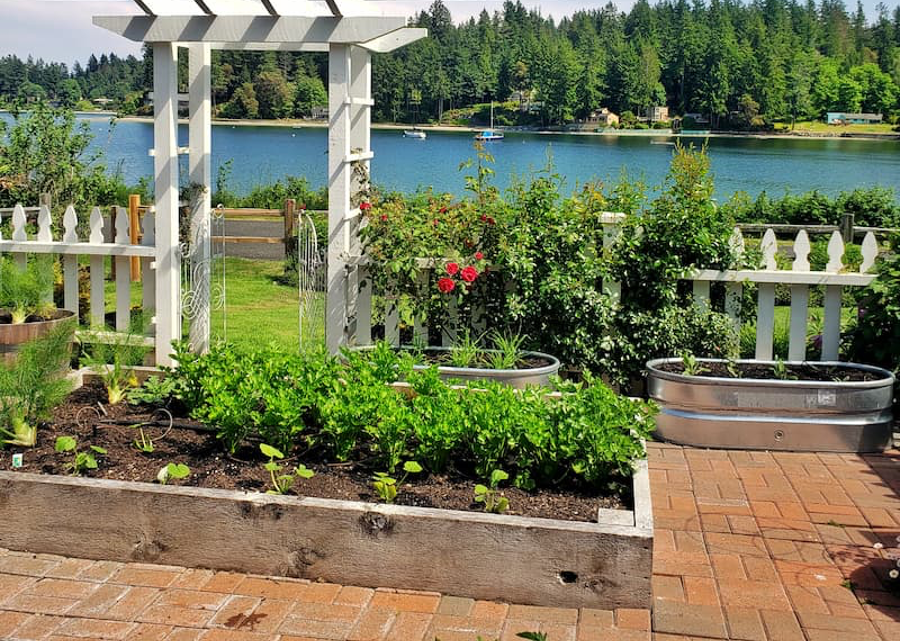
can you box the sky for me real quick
[0,0,890,67]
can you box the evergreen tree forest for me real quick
[1,0,899,128]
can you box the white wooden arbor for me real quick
[93,0,426,364]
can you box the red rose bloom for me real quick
[360,202,372,211]
[439,206,448,214]
[474,251,484,261]
[480,214,488,222]
[461,266,478,283]
[437,277,455,293]
[446,262,459,276]
[433,218,439,226]
[487,217,495,225]
[380,214,388,222]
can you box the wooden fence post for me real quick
[284,198,296,266]
[840,212,855,244]
[129,194,142,282]
[39,193,51,210]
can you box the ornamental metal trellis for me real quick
[92,0,426,365]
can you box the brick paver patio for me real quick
[1,442,900,640]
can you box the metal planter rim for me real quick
[351,345,561,378]
[646,357,896,391]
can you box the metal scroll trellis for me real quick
[297,210,326,352]
[181,205,226,345]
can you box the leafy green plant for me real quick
[681,353,703,376]
[517,632,548,641]
[82,324,151,404]
[449,330,482,368]
[55,436,106,476]
[157,462,190,485]
[371,460,422,503]
[773,358,797,380]
[488,332,525,370]
[133,428,154,453]
[474,469,510,513]
[260,443,315,495]
[847,233,900,373]
[0,321,74,447]
[724,357,741,378]
[0,256,55,324]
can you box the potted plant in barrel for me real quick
[0,256,76,364]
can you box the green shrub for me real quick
[846,233,900,372]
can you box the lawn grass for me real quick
[773,120,897,136]
[99,257,321,353]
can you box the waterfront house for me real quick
[649,105,669,122]
[826,112,883,125]
[586,108,619,127]
[310,105,329,120]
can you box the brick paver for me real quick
[2,443,900,639]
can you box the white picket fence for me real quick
[686,227,879,361]
[0,203,157,347]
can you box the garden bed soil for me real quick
[0,381,628,523]
[658,360,881,382]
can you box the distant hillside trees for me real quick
[1,0,899,126]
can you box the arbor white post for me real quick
[153,42,181,367]
[188,43,212,354]
[347,46,372,345]
[326,44,352,353]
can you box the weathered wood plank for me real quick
[755,283,776,360]
[0,471,651,610]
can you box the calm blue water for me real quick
[29,114,900,198]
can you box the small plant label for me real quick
[11,454,23,468]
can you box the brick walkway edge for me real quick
[0,442,899,640]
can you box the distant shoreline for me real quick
[108,115,900,142]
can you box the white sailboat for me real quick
[404,127,427,139]
[475,101,504,142]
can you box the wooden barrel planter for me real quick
[0,309,77,364]
[646,357,896,453]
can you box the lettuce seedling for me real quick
[474,469,509,514]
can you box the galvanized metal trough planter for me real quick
[354,346,562,388]
[0,369,652,610]
[647,357,895,453]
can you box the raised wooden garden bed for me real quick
[0,370,653,610]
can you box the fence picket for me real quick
[761,229,777,270]
[114,207,131,331]
[413,271,428,345]
[384,292,400,347]
[37,205,52,243]
[62,206,79,314]
[140,211,156,333]
[356,265,372,346]
[822,285,842,360]
[12,204,26,269]
[755,283,776,360]
[89,207,105,328]
[793,230,811,271]
[861,232,878,273]
[826,231,844,272]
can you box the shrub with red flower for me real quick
[437,277,455,293]
[474,251,484,261]
[461,266,478,283]
[446,262,459,276]
[359,202,372,211]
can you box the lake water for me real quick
[61,115,900,198]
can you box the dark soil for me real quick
[658,361,883,382]
[0,381,627,523]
